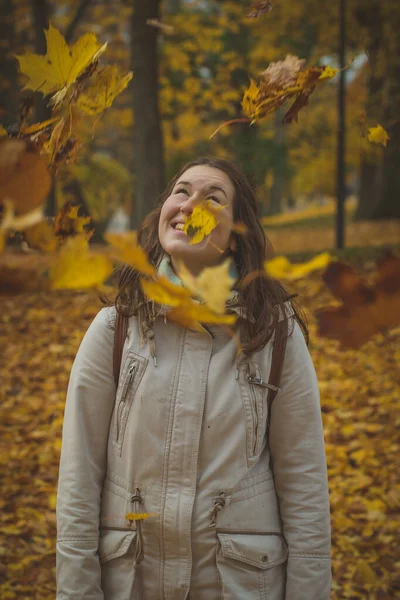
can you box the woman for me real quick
[56,157,331,599]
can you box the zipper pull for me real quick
[121,363,136,401]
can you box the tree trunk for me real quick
[130,0,165,228]
[355,1,400,220]
[0,0,19,128]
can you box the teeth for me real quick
[174,223,185,231]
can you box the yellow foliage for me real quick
[183,200,220,244]
[318,65,338,80]
[265,252,332,280]
[77,65,133,115]
[105,232,156,277]
[125,512,156,521]
[16,24,107,106]
[140,276,191,308]
[49,236,113,290]
[367,124,390,147]
[178,259,235,314]
[23,221,59,253]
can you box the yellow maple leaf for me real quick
[178,259,236,314]
[140,276,192,307]
[367,124,390,147]
[265,252,332,280]
[15,23,107,104]
[23,220,58,253]
[105,231,156,277]
[242,78,262,121]
[19,117,59,135]
[125,512,156,521]
[49,235,113,290]
[319,65,338,80]
[77,65,133,115]
[183,200,220,244]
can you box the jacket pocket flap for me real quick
[98,529,136,565]
[217,533,288,570]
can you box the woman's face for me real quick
[158,165,235,275]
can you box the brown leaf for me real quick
[247,1,275,18]
[315,250,400,348]
[0,139,51,216]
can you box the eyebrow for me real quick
[175,180,228,198]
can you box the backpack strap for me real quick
[266,317,289,435]
[113,311,128,387]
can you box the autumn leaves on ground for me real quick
[0,245,399,600]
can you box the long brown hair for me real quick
[114,156,308,354]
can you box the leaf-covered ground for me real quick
[0,262,399,599]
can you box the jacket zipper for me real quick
[246,376,259,456]
[116,362,137,443]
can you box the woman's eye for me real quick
[175,188,189,195]
[207,196,221,204]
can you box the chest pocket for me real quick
[238,361,269,467]
[112,351,148,456]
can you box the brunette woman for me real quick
[56,157,331,599]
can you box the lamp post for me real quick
[336,0,346,249]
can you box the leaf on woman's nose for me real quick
[183,200,220,244]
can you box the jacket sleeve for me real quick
[56,307,117,600]
[269,319,331,600]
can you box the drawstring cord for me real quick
[138,305,158,367]
[209,491,226,527]
[131,488,144,567]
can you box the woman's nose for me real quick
[180,193,198,215]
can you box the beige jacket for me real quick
[56,302,331,600]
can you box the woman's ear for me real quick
[229,235,237,253]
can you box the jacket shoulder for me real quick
[99,305,117,333]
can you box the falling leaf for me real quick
[183,200,220,244]
[213,57,339,136]
[105,231,156,277]
[49,235,113,290]
[19,117,59,136]
[146,19,175,34]
[125,512,156,521]
[315,250,400,348]
[247,1,275,18]
[178,259,236,314]
[265,252,332,281]
[77,66,133,115]
[23,220,58,253]
[367,125,390,147]
[260,55,305,90]
[0,138,51,215]
[15,24,107,106]
[140,276,192,307]
[0,198,44,237]
[54,202,93,240]
[318,65,338,80]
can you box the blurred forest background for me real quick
[1,0,399,245]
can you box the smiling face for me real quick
[158,165,235,275]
